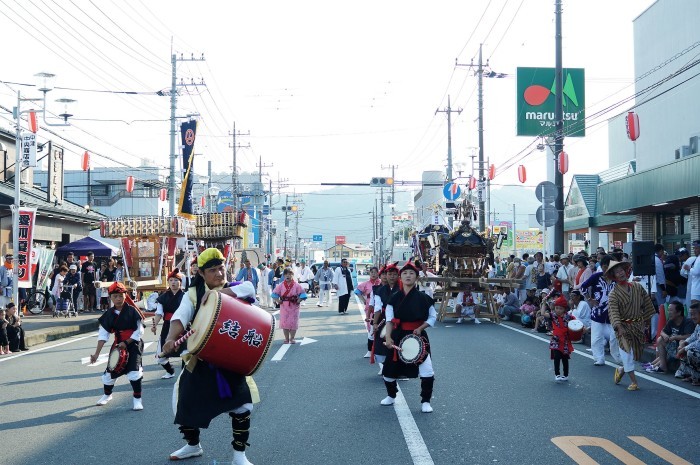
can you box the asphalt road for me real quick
[1,287,698,465]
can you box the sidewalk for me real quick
[20,311,101,347]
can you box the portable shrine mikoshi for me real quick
[99,215,195,292]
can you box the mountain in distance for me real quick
[270,184,546,251]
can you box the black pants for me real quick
[552,351,569,377]
[338,294,350,313]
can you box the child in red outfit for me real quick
[548,295,576,382]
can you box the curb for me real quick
[25,321,100,347]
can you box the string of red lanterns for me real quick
[517,165,527,184]
[81,151,90,172]
[125,175,135,193]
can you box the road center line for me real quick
[358,291,434,463]
[393,389,435,465]
[499,323,700,400]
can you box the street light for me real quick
[208,185,220,213]
[11,72,76,308]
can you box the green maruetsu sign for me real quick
[516,67,585,137]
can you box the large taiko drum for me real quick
[187,291,276,376]
[567,319,584,342]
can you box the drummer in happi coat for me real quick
[381,261,437,413]
[90,282,145,411]
[271,267,307,344]
[163,248,258,465]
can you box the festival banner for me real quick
[36,248,56,291]
[178,120,198,219]
[17,207,36,288]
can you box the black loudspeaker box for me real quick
[630,241,655,276]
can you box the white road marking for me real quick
[0,333,97,363]
[393,389,435,465]
[359,289,434,463]
[499,323,700,400]
[272,310,280,316]
[143,341,155,351]
[299,337,317,346]
[82,353,108,366]
[271,343,291,361]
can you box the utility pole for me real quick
[513,204,517,258]
[257,156,273,250]
[379,188,384,263]
[554,0,565,254]
[283,194,289,259]
[381,164,397,261]
[168,50,205,216]
[229,122,250,214]
[435,95,462,182]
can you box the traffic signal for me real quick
[281,205,298,212]
[370,177,394,187]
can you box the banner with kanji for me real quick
[17,207,36,288]
[178,120,197,219]
[36,248,56,291]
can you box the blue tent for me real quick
[56,236,119,257]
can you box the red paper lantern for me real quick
[200,197,206,208]
[125,175,135,193]
[81,151,90,171]
[626,111,640,141]
[488,164,496,181]
[517,165,526,184]
[159,188,167,202]
[28,111,38,134]
[468,176,477,190]
[558,151,569,175]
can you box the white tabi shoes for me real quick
[169,443,203,460]
[161,372,176,379]
[363,351,371,358]
[380,396,395,406]
[96,394,112,406]
[233,450,254,465]
[132,398,143,411]
[377,362,384,376]
[421,402,433,413]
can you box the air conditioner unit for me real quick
[690,135,700,154]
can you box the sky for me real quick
[0,0,657,226]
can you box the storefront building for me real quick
[565,0,700,251]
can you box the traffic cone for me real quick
[653,304,666,347]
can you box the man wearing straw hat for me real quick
[607,259,656,391]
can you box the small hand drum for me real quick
[567,319,584,342]
[107,346,129,374]
[398,334,429,365]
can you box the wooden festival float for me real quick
[100,216,196,294]
[417,199,521,323]
[189,210,248,272]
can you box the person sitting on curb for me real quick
[569,290,592,343]
[646,300,694,373]
[498,287,520,321]
[676,302,700,385]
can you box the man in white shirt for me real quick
[258,263,272,308]
[685,239,700,304]
[294,260,314,306]
[556,256,575,298]
[418,262,437,298]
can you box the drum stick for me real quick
[157,329,195,358]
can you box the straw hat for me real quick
[605,260,631,279]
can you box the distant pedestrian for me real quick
[314,261,334,307]
[333,258,354,314]
[258,263,272,308]
[272,268,307,344]
[235,259,259,290]
[0,254,14,308]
